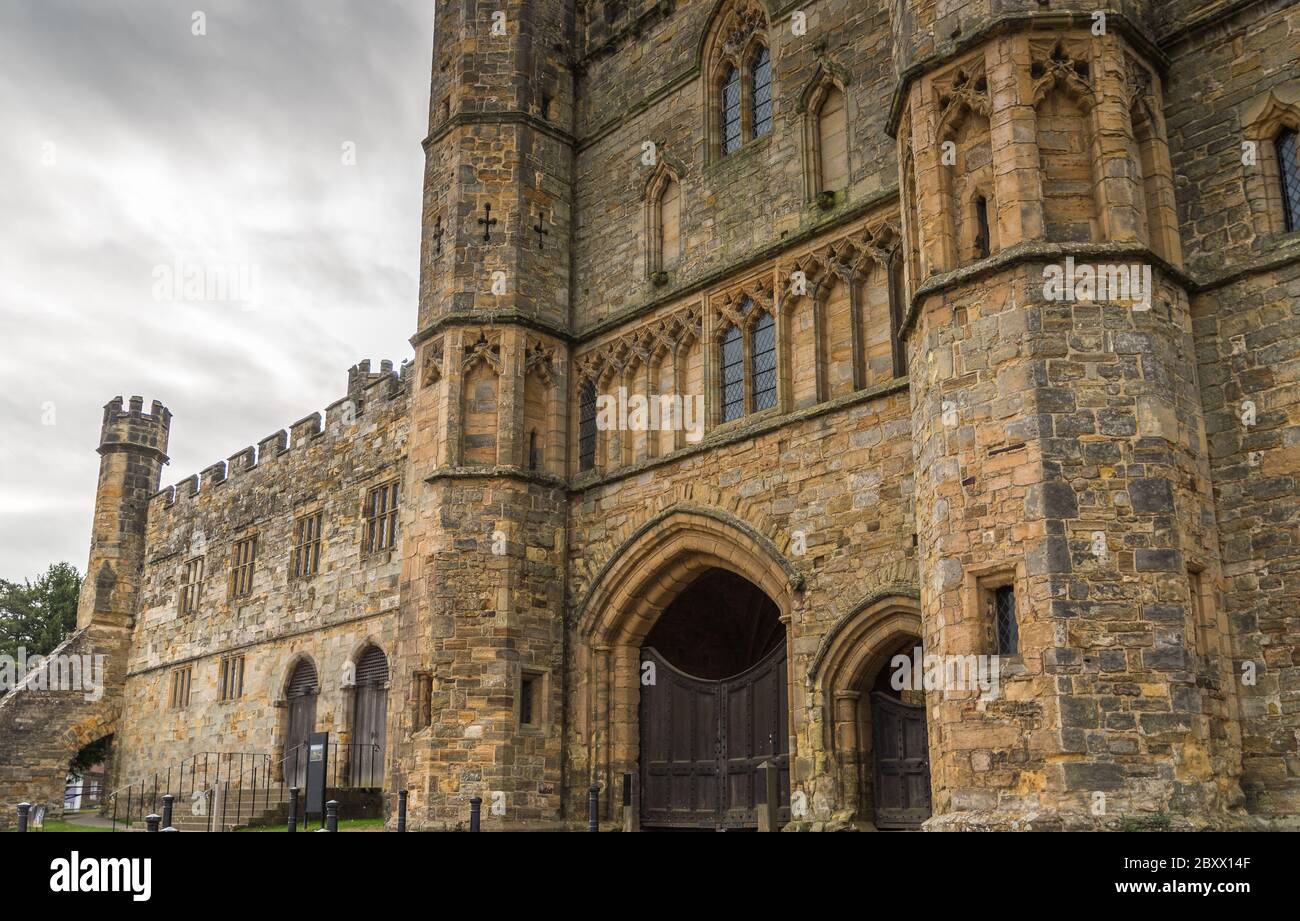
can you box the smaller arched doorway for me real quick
[282,657,319,787]
[349,645,388,788]
[638,568,789,830]
[814,596,933,830]
[866,638,931,829]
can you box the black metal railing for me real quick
[202,741,383,832]
[106,751,267,831]
[106,743,382,832]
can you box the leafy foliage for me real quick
[0,562,82,670]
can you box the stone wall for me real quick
[1163,0,1300,818]
[111,365,409,791]
[572,0,897,332]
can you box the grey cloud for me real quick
[0,0,433,580]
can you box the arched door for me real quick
[350,646,388,787]
[284,659,318,788]
[639,643,789,830]
[871,692,931,829]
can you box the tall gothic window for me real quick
[1278,128,1300,233]
[752,312,777,410]
[578,380,598,471]
[722,66,743,155]
[752,46,773,139]
[720,325,745,422]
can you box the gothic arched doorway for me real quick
[638,568,789,830]
[812,596,933,830]
[867,638,931,829]
[282,657,319,788]
[349,645,388,787]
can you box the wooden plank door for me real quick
[871,691,931,829]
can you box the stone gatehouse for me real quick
[2,0,1300,831]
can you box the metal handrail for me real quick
[210,741,384,831]
[106,751,269,831]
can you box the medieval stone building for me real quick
[3,0,1299,831]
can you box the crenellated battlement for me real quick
[99,395,172,460]
[147,360,411,512]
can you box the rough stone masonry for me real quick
[1,0,1298,831]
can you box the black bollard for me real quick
[286,787,299,833]
[161,794,174,830]
[397,790,407,833]
[16,803,30,833]
[588,784,600,832]
[468,796,482,832]
[145,813,161,833]
[325,800,339,832]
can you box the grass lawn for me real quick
[235,817,385,832]
[4,819,113,832]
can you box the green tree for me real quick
[0,563,83,670]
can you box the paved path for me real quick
[62,812,114,828]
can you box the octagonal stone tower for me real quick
[388,0,575,829]
[890,0,1245,828]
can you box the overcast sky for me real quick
[0,0,433,582]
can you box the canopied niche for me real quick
[461,333,501,466]
[1032,42,1099,244]
[1123,55,1182,266]
[934,63,996,268]
[523,338,562,476]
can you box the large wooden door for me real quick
[871,691,931,829]
[639,643,789,830]
[284,660,318,788]
[350,646,388,787]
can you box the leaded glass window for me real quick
[752,312,777,411]
[579,380,598,471]
[1277,128,1300,233]
[752,46,773,139]
[721,326,745,422]
[722,66,742,155]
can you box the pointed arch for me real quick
[934,62,996,268]
[1242,89,1300,237]
[644,161,683,276]
[801,65,850,200]
[1031,42,1099,244]
[700,0,772,161]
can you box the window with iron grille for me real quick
[993,585,1019,655]
[722,66,742,155]
[720,325,745,422]
[365,481,400,553]
[291,512,323,579]
[1277,128,1300,233]
[578,380,598,471]
[219,655,244,701]
[179,557,203,615]
[752,45,773,139]
[229,535,256,599]
[752,312,777,411]
[169,666,192,710]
